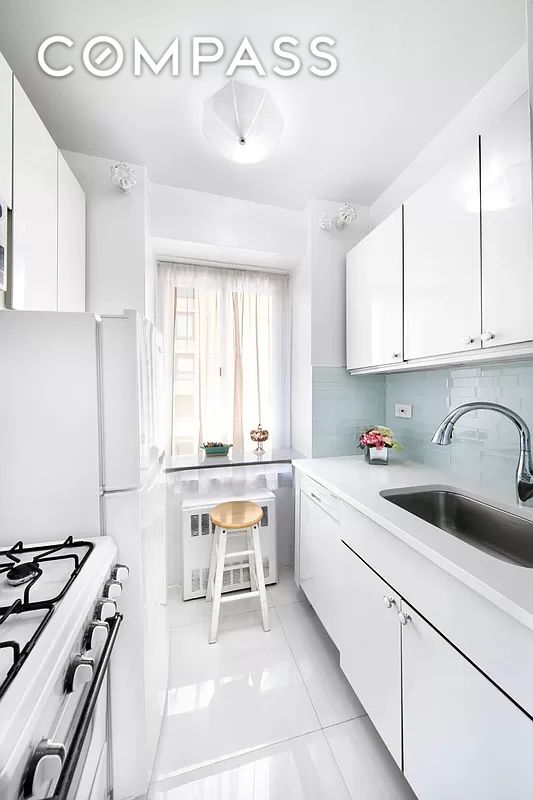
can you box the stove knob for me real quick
[23,739,65,798]
[95,598,117,622]
[112,563,129,583]
[83,621,109,651]
[65,655,94,693]
[103,579,122,599]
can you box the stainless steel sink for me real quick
[381,487,533,568]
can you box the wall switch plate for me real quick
[395,403,412,419]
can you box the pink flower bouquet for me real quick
[358,426,401,451]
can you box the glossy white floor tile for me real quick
[266,565,305,607]
[153,608,321,781]
[277,600,365,728]
[325,717,417,800]
[167,585,274,629]
[148,730,350,800]
[153,568,414,800]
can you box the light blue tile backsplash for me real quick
[312,367,385,457]
[312,360,533,491]
[384,361,533,495]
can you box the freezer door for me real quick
[0,310,101,541]
[99,312,164,493]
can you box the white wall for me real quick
[150,182,304,268]
[371,46,528,224]
[291,199,370,457]
[63,150,150,317]
[291,218,312,457]
[308,199,370,367]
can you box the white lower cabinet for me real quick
[402,602,533,800]
[299,480,342,648]
[295,478,533,796]
[338,542,402,766]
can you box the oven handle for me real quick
[46,612,123,800]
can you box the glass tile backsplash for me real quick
[312,360,533,496]
[385,361,533,495]
[312,367,385,457]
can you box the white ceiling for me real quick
[0,0,526,210]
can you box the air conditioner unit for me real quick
[181,490,278,600]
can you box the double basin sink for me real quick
[381,487,533,568]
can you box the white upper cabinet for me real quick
[0,52,13,208]
[346,207,403,370]
[58,153,86,312]
[481,92,533,348]
[12,79,58,311]
[404,142,482,360]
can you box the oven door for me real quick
[42,614,123,800]
[69,680,109,800]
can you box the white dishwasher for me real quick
[299,474,342,648]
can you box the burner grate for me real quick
[0,536,95,701]
[0,536,94,612]
[0,598,54,701]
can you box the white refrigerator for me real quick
[0,309,168,800]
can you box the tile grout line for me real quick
[274,596,334,735]
[147,722,345,795]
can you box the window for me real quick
[158,262,290,456]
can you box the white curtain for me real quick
[158,261,291,455]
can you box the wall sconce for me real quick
[110,162,137,192]
[319,203,358,231]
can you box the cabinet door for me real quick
[481,92,533,348]
[402,602,533,800]
[404,142,481,360]
[0,51,12,208]
[299,486,342,648]
[58,153,86,311]
[12,79,58,311]
[338,542,402,765]
[346,207,403,370]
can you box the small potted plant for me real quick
[201,442,233,457]
[358,426,400,465]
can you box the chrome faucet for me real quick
[432,401,533,505]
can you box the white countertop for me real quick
[293,455,533,631]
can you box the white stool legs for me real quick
[207,523,270,644]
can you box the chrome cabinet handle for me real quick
[310,492,322,503]
[398,611,411,626]
[383,596,396,609]
[462,336,474,345]
[391,353,400,359]
[480,331,495,342]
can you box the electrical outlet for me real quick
[395,403,412,419]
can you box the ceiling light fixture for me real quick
[319,203,358,231]
[202,79,283,165]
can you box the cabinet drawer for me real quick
[301,475,339,521]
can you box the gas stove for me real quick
[0,537,96,701]
[0,535,125,800]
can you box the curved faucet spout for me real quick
[431,401,533,505]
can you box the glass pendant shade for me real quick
[202,79,283,164]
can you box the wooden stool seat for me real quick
[210,500,263,530]
[206,500,270,643]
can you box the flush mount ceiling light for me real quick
[319,203,358,231]
[202,79,283,165]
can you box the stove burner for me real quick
[6,563,40,587]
